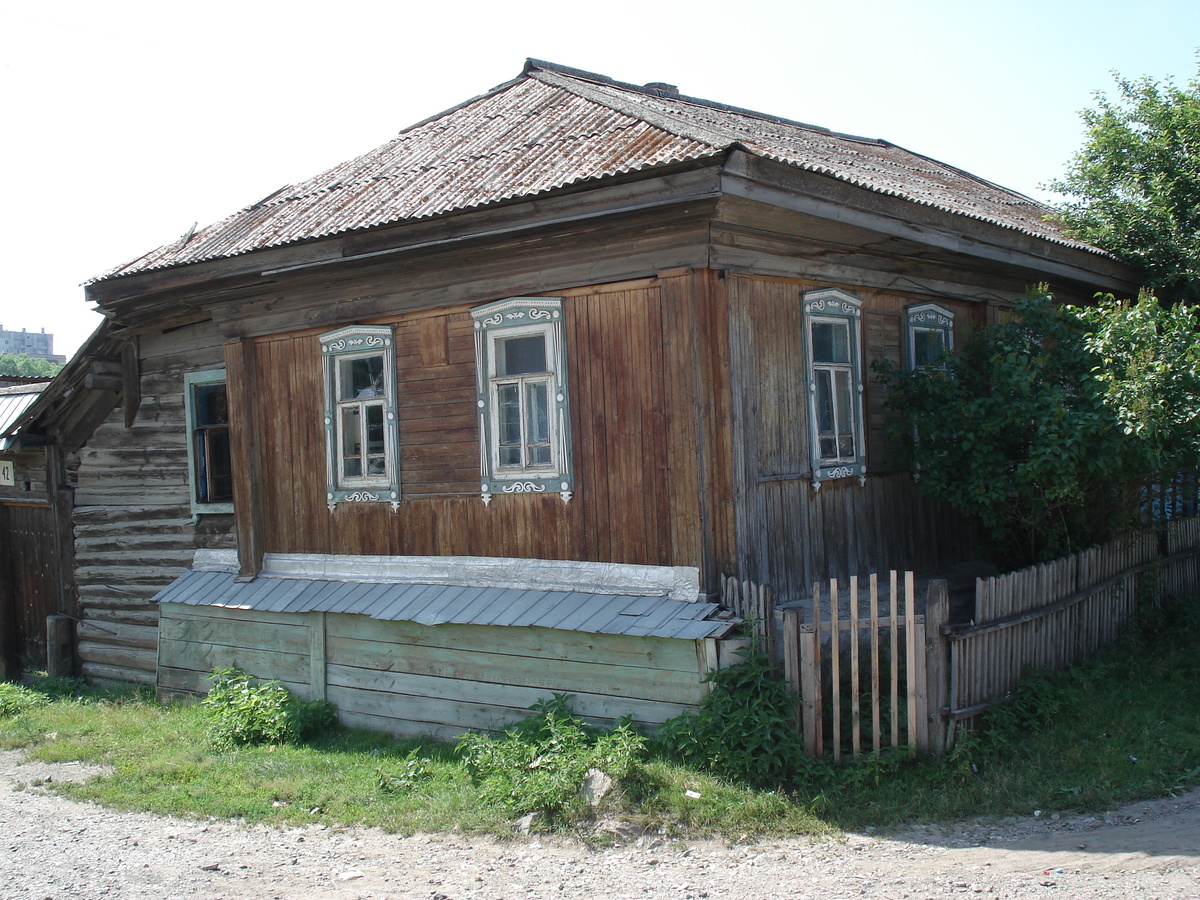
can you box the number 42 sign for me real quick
[0,460,14,487]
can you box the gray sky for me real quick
[2,0,1198,358]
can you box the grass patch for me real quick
[1,596,1199,838]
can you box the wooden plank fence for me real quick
[764,515,1200,761]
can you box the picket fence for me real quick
[767,516,1200,759]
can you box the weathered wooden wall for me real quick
[73,320,235,684]
[158,603,713,739]
[231,271,735,589]
[727,274,977,601]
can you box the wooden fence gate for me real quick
[780,571,947,760]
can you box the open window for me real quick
[319,325,401,511]
[472,297,572,505]
[184,370,233,517]
[906,302,954,369]
[803,288,866,489]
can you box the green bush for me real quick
[455,694,646,818]
[202,667,336,750]
[656,638,805,790]
[0,682,49,718]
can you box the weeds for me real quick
[202,667,335,750]
[0,682,48,718]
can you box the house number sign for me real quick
[0,460,13,486]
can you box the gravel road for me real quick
[3,749,1199,900]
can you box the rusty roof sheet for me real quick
[94,59,1090,283]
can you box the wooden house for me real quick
[22,60,1138,735]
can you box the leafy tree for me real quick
[874,291,1134,567]
[0,354,62,378]
[1046,64,1200,303]
[1079,291,1200,474]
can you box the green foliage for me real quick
[875,290,1132,566]
[377,749,434,793]
[1047,63,1200,304]
[455,694,646,819]
[201,667,335,750]
[0,682,49,718]
[1079,292,1200,473]
[0,353,63,378]
[657,639,805,790]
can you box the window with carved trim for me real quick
[906,302,954,369]
[184,369,233,517]
[319,325,401,511]
[803,288,866,489]
[472,297,573,505]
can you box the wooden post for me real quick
[904,571,920,755]
[45,615,74,678]
[782,607,802,733]
[225,338,266,580]
[309,612,327,701]
[924,579,951,757]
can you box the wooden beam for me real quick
[121,337,141,428]
[225,338,265,578]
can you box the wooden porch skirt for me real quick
[157,602,722,740]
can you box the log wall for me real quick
[158,603,713,740]
[73,320,235,684]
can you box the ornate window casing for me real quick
[319,325,401,511]
[184,369,233,518]
[803,288,867,490]
[472,297,573,505]
[906,302,955,369]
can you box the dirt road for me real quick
[3,749,1198,899]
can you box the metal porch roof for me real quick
[153,569,737,642]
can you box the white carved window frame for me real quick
[803,288,867,490]
[319,324,401,512]
[183,368,233,520]
[906,302,955,370]
[472,297,573,506]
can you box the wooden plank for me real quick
[869,572,880,756]
[157,639,310,685]
[782,607,802,733]
[324,632,707,704]
[309,612,327,702]
[830,578,841,763]
[889,569,899,749]
[325,612,703,673]
[924,580,950,756]
[849,575,861,758]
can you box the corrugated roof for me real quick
[0,383,48,450]
[93,59,1091,284]
[154,569,736,641]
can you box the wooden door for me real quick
[0,501,59,673]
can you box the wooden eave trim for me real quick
[85,158,726,313]
[718,151,1140,294]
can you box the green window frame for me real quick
[183,369,234,518]
[803,288,866,490]
[472,297,573,505]
[906,302,954,369]
[319,325,401,511]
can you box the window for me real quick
[906,302,954,369]
[184,370,233,516]
[472,297,572,505]
[319,325,400,511]
[803,288,866,489]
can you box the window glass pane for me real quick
[194,383,228,426]
[207,430,233,502]
[811,321,850,364]
[815,369,835,433]
[835,370,855,459]
[913,328,946,367]
[497,384,522,466]
[498,335,547,376]
[365,405,385,455]
[340,355,384,401]
[526,381,551,465]
[341,407,362,477]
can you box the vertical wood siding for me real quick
[0,502,58,671]
[239,273,731,581]
[728,274,976,601]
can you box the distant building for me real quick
[0,326,66,364]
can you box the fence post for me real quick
[782,607,802,733]
[924,579,951,756]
